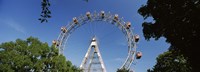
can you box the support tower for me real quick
[80,37,106,72]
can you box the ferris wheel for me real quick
[52,11,142,70]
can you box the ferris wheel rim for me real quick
[53,11,139,70]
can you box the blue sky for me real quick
[0,0,170,72]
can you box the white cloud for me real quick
[118,41,127,46]
[114,57,125,62]
[8,23,26,34]
[115,38,127,46]
[4,18,26,35]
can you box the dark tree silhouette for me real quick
[39,0,51,23]
[39,0,89,23]
[138,0,200,71]
[117,68,130,72]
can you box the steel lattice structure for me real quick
[80,37,106,72]
[53,11,141,70]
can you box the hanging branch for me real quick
[39,0,51,23]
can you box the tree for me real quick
[117,68,130,72]
[0,37,81,72]
[147,46,192,72]
[39,0,51,23]
[138,0,200,71]
[39,0,90,23]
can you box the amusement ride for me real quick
[52,11,142,72]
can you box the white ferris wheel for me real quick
[52,11,142,72]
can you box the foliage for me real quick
[0,37,82,72]
[39,0,51,23]
[147,46,192,72]
[117,68,129,72]
[38,0,90,23]
[85,0,89,2]
[138,0,200,71]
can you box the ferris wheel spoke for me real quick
[53,11,142,70]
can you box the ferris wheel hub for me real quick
[53,11,142,70]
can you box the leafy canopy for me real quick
[138,0,200,71]
[0,37,81,72]
[117,68,130,72]
[147,46,192,72]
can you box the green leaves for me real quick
[138,0,200,71]
[39,0,51,23]
[116,68,129,72]
[148,47,192,72]
[0,37,82,72]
